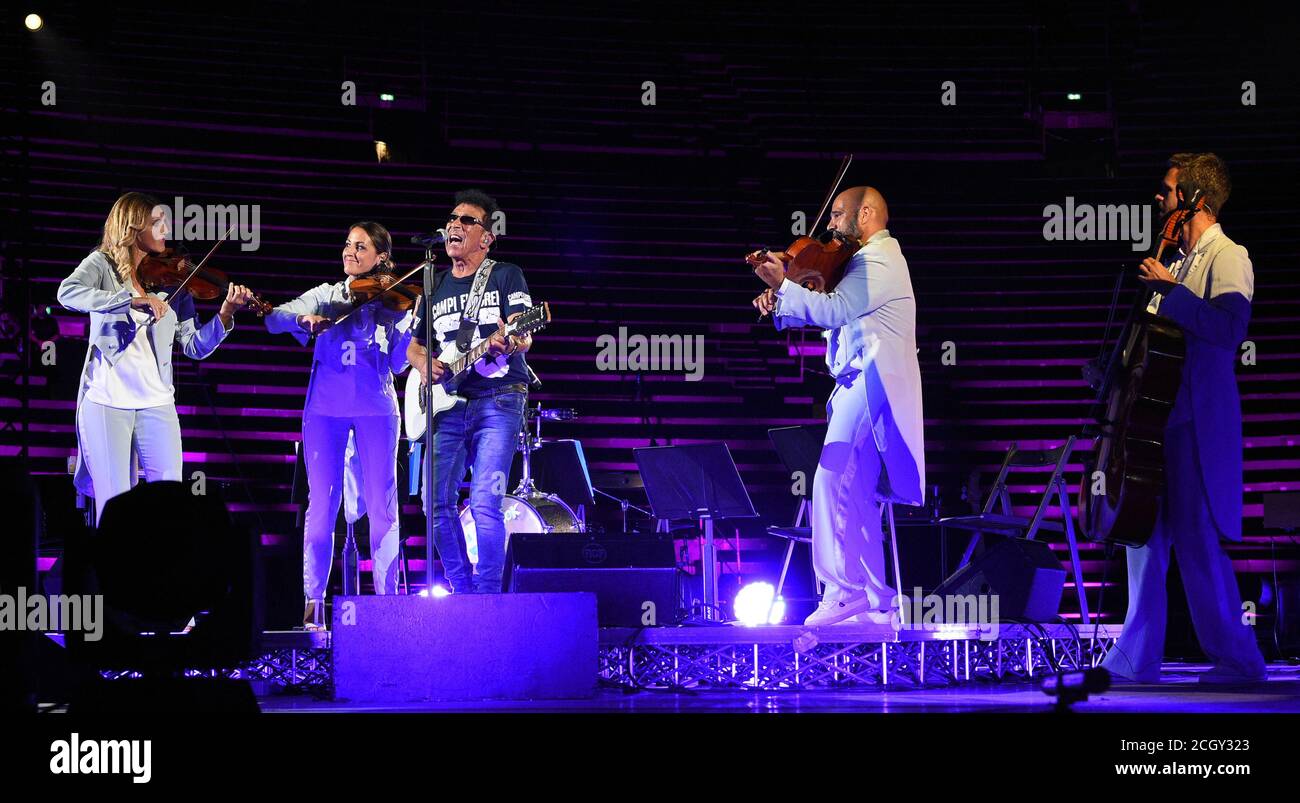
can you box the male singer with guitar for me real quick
[1102,153,1267,683]
[407,190,532,594]
[752,186,926,626]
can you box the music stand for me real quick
[768,425,826,481]
[633,442,757,622]
[768,424,827,521]
[511,439,596,511]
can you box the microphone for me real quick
[410,229,447,247]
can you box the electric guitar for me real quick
[404,303,551,440]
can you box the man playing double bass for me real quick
[1102,153,1267,683]
[752,186,925,626]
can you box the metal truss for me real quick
[599,624,1121,691]
[98,625,1120,696]
[99,632,333,695]
[240,647,332,694]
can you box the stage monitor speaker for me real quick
[332,594,596,702]
[507,534,678,627]
[932,537,1066,622]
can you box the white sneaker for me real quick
[803,591,870,627]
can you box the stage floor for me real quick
[258,663,1300,714]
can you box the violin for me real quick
[348,273,422,312]
[138,248,273,316]
[333,262,426,325]
[746,230,860,294]
[746,154,858,294]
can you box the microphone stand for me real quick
[421,246,438,595]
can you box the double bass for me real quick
[1078,189,1208,547]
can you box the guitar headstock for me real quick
[508,302,551,337]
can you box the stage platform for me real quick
[257,663,1300,714]
[182,623,1126,697]
[88,625,1300,713]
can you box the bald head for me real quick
[861,187,889,230]
[828,185,889,243]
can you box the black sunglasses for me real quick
[447,213,486,228]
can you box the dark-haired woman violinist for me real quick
[265,222,412,630]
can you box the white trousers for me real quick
[812,373,895,608]
[302,413,401,601]
[78,400,182,522]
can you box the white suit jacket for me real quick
[57,251,233,496]
[774,229,926,506]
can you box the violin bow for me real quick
[167,223,237,307]
[134,224,236,331]
[753,154,852,323]
[809,154,854,234]
[332,261,428,326]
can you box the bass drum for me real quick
[459,492,583,565]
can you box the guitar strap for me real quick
[454,258,496,352]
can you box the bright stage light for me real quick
[733,582,785,626]
[25,13,44,31]
[418,584,450,599]
[379,93,395,102]
[1066,92,1082,101]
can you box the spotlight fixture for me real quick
[25,13,44,31]
[733,581,786,626]
[1066,92,1083,101]
[379,93,395,102]
[1041,667,1111,710]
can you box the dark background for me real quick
[2,1,1297,652]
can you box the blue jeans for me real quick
[427,389,525,593]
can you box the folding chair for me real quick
[769,498,815,601]
[766,424,906,618]
[937,436,1090,623]
[768,500,904,612]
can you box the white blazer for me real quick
[774,229,927,506]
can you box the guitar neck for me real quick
[450,339,496,378]
[442,305,548,383]
[448,322,530,379]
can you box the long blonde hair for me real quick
[98,192,161,283]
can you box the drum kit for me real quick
[459,403,586,565]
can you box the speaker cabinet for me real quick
[932,537,1066,622]
[507,534,679,627]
